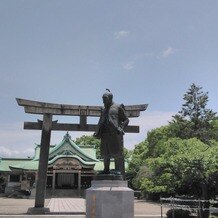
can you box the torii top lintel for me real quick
[16,98,148,118]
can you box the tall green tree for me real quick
[171,83,217,143]
[138,138,218,198]
[130,84,218,205]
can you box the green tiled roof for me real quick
[45,132,98,162]
[9,160,39,171]
[0,158,33,172]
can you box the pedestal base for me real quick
[86,180,134,218]
[27,207,50,214]
[94,174,123,180]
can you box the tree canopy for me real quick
[75,135,101,158]
[128,84,218,201]
[139,138,218,197]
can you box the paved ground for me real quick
[48,198,85,214]
[0,197,169,217]
[134,199,168,217]
[0,197,50,215]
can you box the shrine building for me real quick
[0,133,118,193]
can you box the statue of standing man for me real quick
[94,90,129,177]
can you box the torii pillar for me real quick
[35,114,52,208]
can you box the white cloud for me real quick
[122,47,176,71]
[122,61,134,71]
[0,122,40,158]
[0,146,35,157]
[114,30,129,39]
[161,47,175,58]
[0,146,15,157]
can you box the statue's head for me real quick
[102,89,113,107]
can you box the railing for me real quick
[160,197,218,218]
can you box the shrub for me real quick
[166,209,191,218]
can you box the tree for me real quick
[171,83,217,143]
[74,135,101,158]
[124,147,133,160]
[128,140,148,174]
[127,140,148,189]
[129,84,217,210]
[138,138,218,199]
[146,125,172,158]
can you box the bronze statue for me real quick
[94,90,129,176]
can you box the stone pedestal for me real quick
[86,180,134,218]
[27,207,50,214]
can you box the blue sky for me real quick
[0,1,218,157]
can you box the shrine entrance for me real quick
[16,98,147,210]
[47,173,76,189]
[56,173,75,188]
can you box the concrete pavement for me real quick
[0,197,169,217]
[48,198,85,214]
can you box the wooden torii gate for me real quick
[17,98,148,209]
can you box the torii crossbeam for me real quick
[17,98,147,133]
[16,98,148,212]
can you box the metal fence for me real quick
[160,197,218,218]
